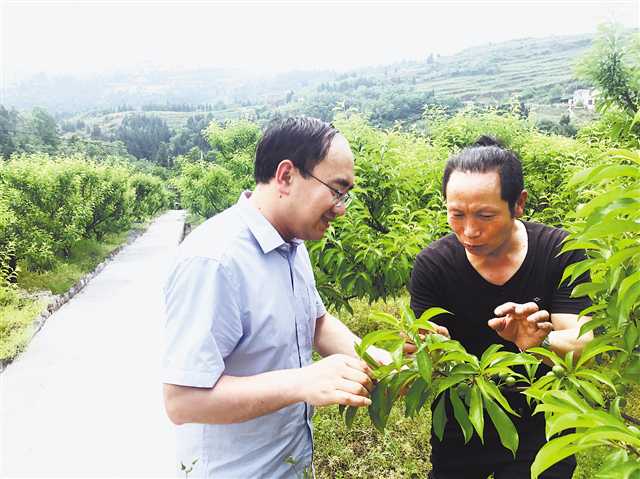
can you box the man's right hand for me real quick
[297,354,374,407]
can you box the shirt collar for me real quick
[236,191,303,255]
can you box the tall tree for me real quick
[576,23,640,115]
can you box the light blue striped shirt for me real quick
[162,192,326,478]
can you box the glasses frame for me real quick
[306,171,353,207]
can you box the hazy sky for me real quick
[1,0,638,81]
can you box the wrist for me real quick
[285,367,307,404]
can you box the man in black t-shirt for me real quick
[409,138,593,479]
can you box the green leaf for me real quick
[479,344,504,369]
[618,271,640,305]
[345,405,358,429]
[449,386,473,444]
[418,307,451,322]
[530,433,590,479]
[571,281,606,298]
[527,347,564,365]
[404,378,427,417]
[468,385,484,442]
[578,316,608,338]
[483,395,519,457]
[574,369,617,393]
[368,311,400,329]
[432,392,447,442]
[476,376,519,416]
[576,343,623,369]
[416,349,433,385]
[359,330,400,354]
[432,374,468,397]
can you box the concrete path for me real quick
[0,210,186,478]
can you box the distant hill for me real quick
[3,32,596,127]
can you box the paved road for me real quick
[1,210,185,478]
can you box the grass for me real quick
[312,297,640,479]
[0,223,146,363]
[0,287,44,361]
[313,296,432,478]
[18,227,142,294]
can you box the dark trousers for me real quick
[429,395,576,479]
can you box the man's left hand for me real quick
[488,302,553,351]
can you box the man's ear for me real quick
[514,189,528,217]
[274,159,296,195]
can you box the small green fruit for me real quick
[505,376,516,387]
[545,371,555,378]
[552,365,566,378]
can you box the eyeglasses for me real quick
[306,172,353,207]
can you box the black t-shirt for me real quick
[409,221,592,357]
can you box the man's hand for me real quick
[298,354,374,407]
[488,302,553,351]
[402,324,450,355]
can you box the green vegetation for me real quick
[0,153,172,363]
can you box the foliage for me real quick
[204,119,261,161]
[172,160,239,218]
[308,113,448,311]
[0,153,170,271]
[519,147,640,476]
[576,23,639,116]
[116,114,172,165]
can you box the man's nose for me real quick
[464,222,481,238]
[333,202,347,216]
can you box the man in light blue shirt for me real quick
[162,117,384,478]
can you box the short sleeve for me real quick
[162,256,242,388]
[313,284,327,319]
[409,251,450,327]
[551,246,593,315]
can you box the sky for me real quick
[0,0,638,82]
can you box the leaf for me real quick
[530,433,590,479]
[526,347,564,365]
[345,405,358,429]
[476,376,518,416]
[574,369,617,393]
[368,311,400,329]
[432,392,447,442]
[571,281,606,298]
[578,316,608,338]
[359,330,400,354]
[618,271,640,305]
[483,395,519,457]
[449,386,473,444]
[576,343,623,369]
[432,374,468,397]
[479,344,504,369]
[404,378,427,417]
[416,349,433,386]
[418,306,451,322]
[468,385,484,442]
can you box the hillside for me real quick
[4,32,600,132]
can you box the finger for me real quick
[494,302,518,316]
[341,369,374,393]
[340,392,372,408]
[436,325,450,338]
[515,302,539,316]
[527,310,550,324]
[403,342,417,354]
[488,317,507,332]
[536,322,554,333]
[339,379,371,398]
[343,356,373,376]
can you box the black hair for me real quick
[254,117,339,183]
[442,136,524,215]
